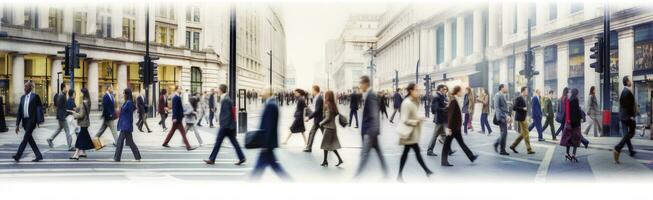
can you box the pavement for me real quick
[0,102,652,183]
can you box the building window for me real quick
[1,5,13,25]
[186,7,191,21]
[157,4,175,19]
[528,3,536,27]
[464,14,473,56]
[634,22,653,72]
[48,8,63,32]
[190,67,202,94]
[193,7,200,22]
[549,3,557,20]
[543,45,558,97]
[74,12,87,34]
[24,6,38,29]
[568,39,585,103]
[96,14,111,37]
[436,25,444,64]
[570,3,584,13]
[192,31,200,50]
[122,18,135,41]
[451,19,457,58]
[155,24,175,46]
[186,31,191,48]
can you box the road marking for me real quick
[0,167,252,173]
[476,151,540,164]
[0,158,240,165]
[0,171,246,178]
[534,144,555,183]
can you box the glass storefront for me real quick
[544,45,558,97]
[24,55,51,112]
[158,65,181,95]
[0,53,9,115]
[568,39,585,103]
[634,22,653,124]
[97,61,117,107]
[127,63,142,96]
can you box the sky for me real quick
[282,1,386,88]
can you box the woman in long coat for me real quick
[319,91,343,167]
[397,83,432,181]
[283,89,308,145]
[68,88,94,159]
[560,88,584,162]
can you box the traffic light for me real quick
[140,56,160,86]
[58,45,71,76]
[519,49,538,78]
[70,38,86,68]
[139,61,150,86]
[590,36,604,73]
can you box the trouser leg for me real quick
[208,128,228,161]
[125,132,141,160]
[226,130,245,160]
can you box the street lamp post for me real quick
[366,44,376,89]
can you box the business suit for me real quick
[304,93,324,151]
[389,93,403,122]
[354,89,388,177]
[427,92,447,155]
[13,92,44,161]
[114,99,141,161]
[510,95,533,153]
[136,95,151,132]
[379,94,389,119]
[208,93,216,127]
[96,92,118,143]
[493,92,510,154]
[528,95,544,140]
[615,87,636,154]
[541,97,556,140]
[348,92,360,128]
[48,91,73,149]
[251,97,291,180]
[162,94,193,150]
[207,94,246,162]
[442,97,476,165]
[158,94,168,129]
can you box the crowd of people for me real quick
[5,73,643,181]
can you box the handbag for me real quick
[245,130,264,149]
[92,137,104,150]
[337,113,348,127]
[555,111,564,123]
[304,107,313,117]
[493,114,500,125]
[397,122,412,139]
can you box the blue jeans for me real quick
[250,149,292,181]
[480,113,492,133]
[528,117,543,140]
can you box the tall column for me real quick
[12,4,25,26]
[455,16,464,64]
[12,54,25,112]
[51,58,63,97]
[517,3,528,36]
[148,3,155,42]
[87,61,99,110]
[534,47,544,90]
[37,5,49,29]
[618,28,634,93]
[135,3,146,42]
[499,57,508,85]
[473,7,484,58]
[87,4,97,35]
[63,5,73,33]
[556,42,569,96]
[117,63,128,91]
[111,4,123,38]
[176,4,187,48]
[584,36,598,105]
[488,4,501,48]
[501,3,513,44]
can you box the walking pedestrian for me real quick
[528,89,544,141]
[510,87,535,154]
[184,93,203,146]
[379,91,389,119]
[114,88,141,162]
[561,88,584,162]
[554,87,569,138]
[12,81,44,162]
[158,89,169,131]
[354,76,388,178]
[462,87,474,134]
[47,83,74,151]
[319,91,344,167]
[208,88,217,128]
[68,88,94,160]
[205,84,246,165]
[162,85,196,150]
[136,89,152,133]
[477,88,492,135]
[303,85,324,152]
[542,90,557,140]
[493,84,511,156]
[389,88,403,123]
[250,88,292,181]
[442,86,479,166]
[427,85,449,156]
[397,83,433,182]
[95,84,118,145]
[584,86,601,137]
[349,89,360,128]
[613,76,637,164]
[283,89,308,145]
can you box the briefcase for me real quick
[338,114,348,127]
[245,130,264,149]
[92,138,104,150]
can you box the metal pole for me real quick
[145,4,151,116]
[527,19,533,107]
[602,2,612,136]
[229,5,237,99]
[70,33,75,91]
[368,46,374,89]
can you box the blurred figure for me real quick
[614,76,637,164]
[250,88,292,181]
[13,81,44,162]
[462,87,474,134]
[96,84,118,145]
[208,88,217,128]
[0,94,6,132]
[158,89,169,131]
[584,86,601,137]
[354,76,388,178]
[378,91,389,119]
[47,83,73,150]
[304,85,324,152]
[397,83,432,181]
[561,88,584,162]
[184,93,203,146]
[136,89,152,133]
[284,89,307,145]
[349,89,360,129]
[476,88,492,135]
[493,84,511,155]
[114,88,141,162]
[510,87,535,154]
[528,89,544,141]
[319,91,344,167]
[554,87,570,139]
[542,90,556,140]
[389,88,403,123]
[162,86,195,150]
[205,84,246,165]
[427,85,449,156]
[442,86,478,166]
[68,88,93,160]
[197,91,208,126]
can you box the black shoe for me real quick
[187,147,197,151]
[510,146,519,154]
[470,154,478,163]
[32,158,43,162]
[79,155,87,158]
[583,142,589,149]
[565,154,572,161]
[321,162,328,167]
[138,128,144,132]
[204,160,215,165]
[46,139,54,148]
[162,144,170,148]
[235,159,246,165]
[499,152,510,156]
[441,162,454,167]
[336,160,344,167]
[538,139,546,142]
[11,155,19,162]
[448,150,456,156]
[69,157,79,160]
[527,151,536,154]
[571,156,579,162]
[303,149,312,153]
[630,151,637,157]
[426,171,434,177]
[427,152,437,156]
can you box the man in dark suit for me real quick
[13,81,44,162]
[205,84,246,165]
[493,84,511,155]
[528,89,544,141]
[510,87,535,154]
[427,85,449,156]
[95,84,118,144]
[136,89,152,133]
[250,88,292,181]
[349,89,361,128]
[162,85,194,150]
[208,88,216,128]
[541,90,556,140]
[354,76,388,178]
[47,83,73,150]
[303,85,324,152]
[614,76,637,163]
[389,88,403,123]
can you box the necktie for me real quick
[24,94,30,118]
